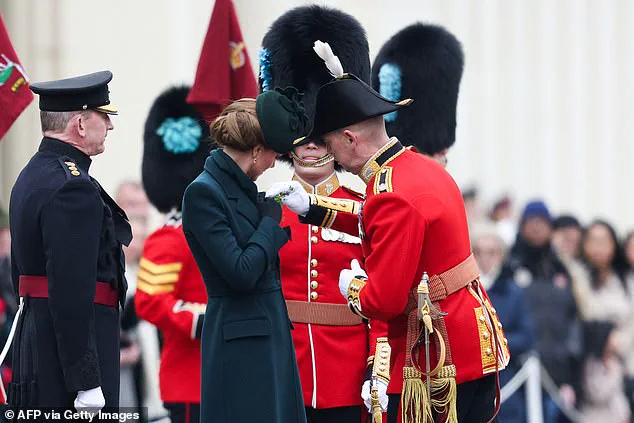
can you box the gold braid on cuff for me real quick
[372,337,391,384]
[347,277,369,319]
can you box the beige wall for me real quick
[1,0,633,231]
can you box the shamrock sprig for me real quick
[273,185,294,206]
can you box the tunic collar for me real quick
[38,137,92,171]
[292,172,340,196]
[359,137,404,184]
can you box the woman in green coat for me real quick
[182,90,308,423]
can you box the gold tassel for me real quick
[429,366,458,423]
[402,367,433,423]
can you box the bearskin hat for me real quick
[142,86,210,213]
[259,5,371,166]
[371,23,464,155]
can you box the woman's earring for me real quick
[253,157,257,164]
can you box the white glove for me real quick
[74,386,106,415]
[265,181,310,216]
[361,378,389,412]
[339,259,368,298]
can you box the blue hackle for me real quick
[258,48,272,92]
[378,63,402,122]
[156,116,202,154]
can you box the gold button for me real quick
[497,322,503,328]
[71,171,80,176]
[380,351,389,358]
[486,348,492,356]
[68,166,78,171]
[482,331,489,339]
[311,270,318,278]
[479,315,485,322]
[310,259,318,267]
[504,338,508,345]
[310,291,318,300]
[311,236,318,244]
[312,226,319,234]
[492,308,497,314]
[310,281,318,289]
[64,161,75,166]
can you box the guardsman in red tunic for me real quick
[259,6,389,422]
[267,42,510,423]
[134,86,209,423]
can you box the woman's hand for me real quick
[257,194,283,223]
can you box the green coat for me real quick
[182,149,306,423]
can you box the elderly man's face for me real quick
[79,111,114,156]
[473,234,505,276]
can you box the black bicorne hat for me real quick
[142,86,210,213]
[371,23,464,155]
[296,73,412,144]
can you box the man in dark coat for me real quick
[508,200,582,423]
[8,71,131,415]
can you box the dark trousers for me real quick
[305,405,362,423]
[387,375,497,423]
[164,402,200,423]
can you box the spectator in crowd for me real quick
[472,221,535,423]
[576,220,631,423]
[116,181,151,224]
[551,215,591,320]
[552,215,583,260]
[115,181,150,412]
[490,194,516,246]
[462,186,483,225]
[116,180,169,420]
[507,200,581,423]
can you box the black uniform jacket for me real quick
[9,137,131,408]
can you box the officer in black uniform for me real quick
[8,70,131,415]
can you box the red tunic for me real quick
[301,139,510,396]
[134,214,207,404]
[279,173,387,410]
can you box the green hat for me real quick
[0,206,8,228]
[256,87,308,154]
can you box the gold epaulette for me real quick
[373,167,394,195]
[137,258,183,295]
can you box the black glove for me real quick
[257,192,282,223]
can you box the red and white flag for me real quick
[0,14,33,141]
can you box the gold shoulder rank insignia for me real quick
[373,167,394,194]
[61,160,81,176]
